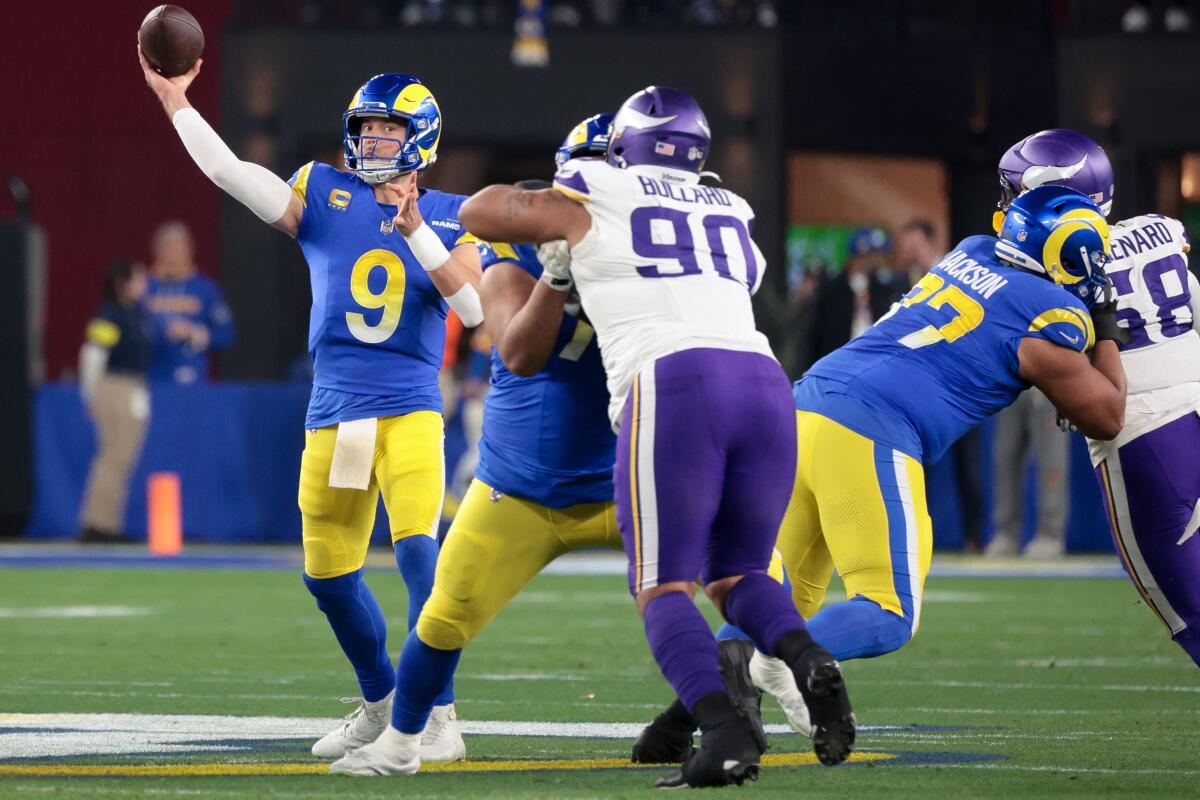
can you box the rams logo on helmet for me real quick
[555,112,614,169]
[343,73,442,184]
[995,185,1111,287]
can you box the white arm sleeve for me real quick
[171,107,293,223]
[446,284,484,328]
[79,343,109,404]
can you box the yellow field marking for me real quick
[0,751,893,777]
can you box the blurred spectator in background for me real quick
[78,259,152,543]
[144,222,235,384]
[894,218,941,288]
[450,326,492,498]
[987,389,1069,557]
[803,226,905,366]
[896,218,986,552]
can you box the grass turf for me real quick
[0,563,1197,798]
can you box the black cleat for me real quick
[655,692,763,789]
[777,632,855,766]
[717,638,768,754]
[633,699,695,764]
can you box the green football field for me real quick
[1,554,1197,798]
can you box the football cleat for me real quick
[632,700,694,764]
[717,638,769,753]
[419,703,467,763]
[748,650,813,738]
[781,639,856,766]
[312,691,394,759]
[655,692,762,789]
[328,727,420,776]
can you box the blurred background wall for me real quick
[3,0,1200,548]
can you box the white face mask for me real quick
[848,273,869,294]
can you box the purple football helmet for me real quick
[606,86,711,174]
[994,129,1114,231]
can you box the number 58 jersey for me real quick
[799,235,1094,464]
[288,161,476,428]
[1106,214,1200,395]
[553,158,775,427]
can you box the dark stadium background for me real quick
[1,0,1196,548]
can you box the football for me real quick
[138,5,204,78]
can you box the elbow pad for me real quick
[447,284,484,328]
[172,108,293,223]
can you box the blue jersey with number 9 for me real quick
[797,235,1094,463]
[474,241,615,508]
[287,161,477,429]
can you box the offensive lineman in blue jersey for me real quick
[327,116,624,776]
[139,57,483,759]
[746,186,1130,727]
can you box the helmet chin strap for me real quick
[356,169,400,185]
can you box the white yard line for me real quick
[920,763,1200,777]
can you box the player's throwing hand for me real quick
[137,45,201,116]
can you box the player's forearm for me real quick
[157,88,192,119]
[171,108,293,224]
[494,282,567,377]
[1075,342,1126,439]
[407,229,484,327]
[1089,340,1127,398]
[461,185,581,244]
[1056,345,1126,440]
[460,185,522,241]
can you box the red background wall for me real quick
[0,1,231,378]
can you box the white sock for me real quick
[364,689,395,714]
[376,725,421,750]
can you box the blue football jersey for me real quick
[144,273,234,383]
[797,235,1095,463]
[474,242,615,508]
[287,162,476,429]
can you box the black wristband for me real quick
[1091,303,1131,345]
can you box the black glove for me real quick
[1075,272,1131,345]
[1090,292,1132,346]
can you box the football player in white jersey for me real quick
[460,87,856,787]
[997,129,1200,666]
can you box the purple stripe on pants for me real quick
[614,348,797,595]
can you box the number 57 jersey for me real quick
[800,235,1094,464]
[553,158,775,427]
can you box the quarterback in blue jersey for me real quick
[139,56,483,759]
[327,114,627,776]
[747,186,1129,729]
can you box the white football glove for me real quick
[537,239,573,292]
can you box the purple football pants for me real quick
[615,348,797,595]
[1095,410,1200,666]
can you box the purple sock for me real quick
[642,591,726,712]
[722,572,809,655]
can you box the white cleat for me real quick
[311,690,394,759]
[329,726,421,776]
[420,703,467,763]
[749,650,814,738]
